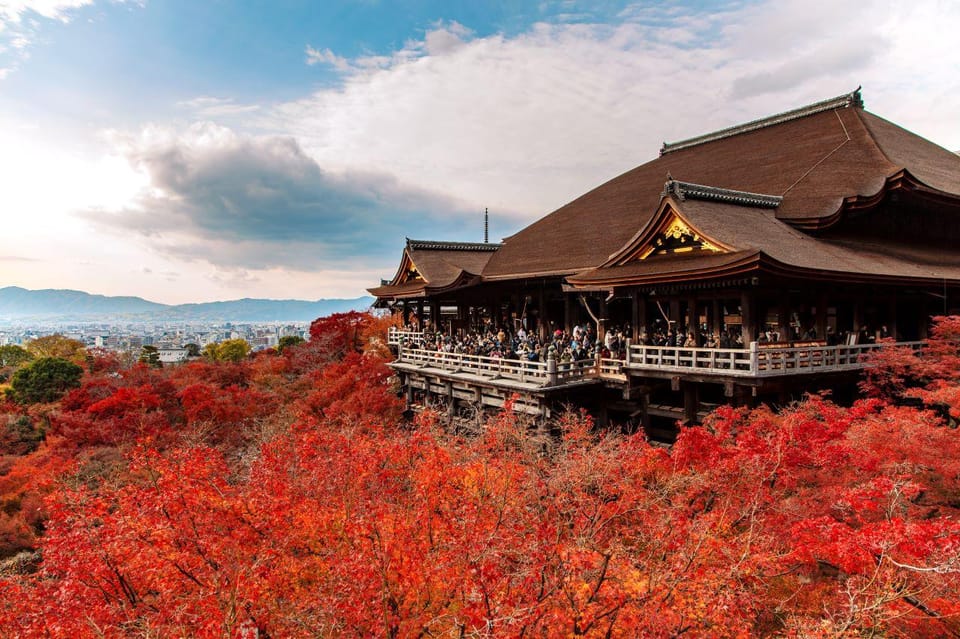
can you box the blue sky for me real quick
[1,0,958,303]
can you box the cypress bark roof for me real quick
[482,89,960,281]
[367,238,500,299]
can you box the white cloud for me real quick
[0,0,93,22]
[260,0,960,227]
[304,45,352,71]
[79,121,475,271]
[422,20,471,55]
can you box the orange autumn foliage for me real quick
[0,314,959,637]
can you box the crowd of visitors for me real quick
[401,322,632,363]
[399,317,887,362]
[641,320,745,349]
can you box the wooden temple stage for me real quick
[387,328,924,438]
[371,89,960,440]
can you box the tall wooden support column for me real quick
[430,300,441,332]
[852,297,863,334]
[711,299,721,340]
[683,382,699,426]
[417,300,425,327]
[640,391,651,432]
[816,292,828,341]
[887,296,897,339]
[634,292,647,342]
[920,297,930,339]
[778,296,791,343]
[687,296,699,343]
[538,287,548,340]
[401,301,410,326]
[598,296,609,343]
[445,381,455,423]
[564,294,574,333]
[669,299,681,331]
[403,373,414,409]
[740,291,756,344]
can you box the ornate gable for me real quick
[601,180,781,267]
[397,253,424,284]
[639,214,725,259]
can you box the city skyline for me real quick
[2,0,958,304]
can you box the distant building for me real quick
[157,348,189,365]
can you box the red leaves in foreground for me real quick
[1,314,960,637]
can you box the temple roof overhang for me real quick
[368,237,501,301]
[566,177,960,290]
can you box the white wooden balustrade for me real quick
[389,328,923,383]
[625,340,924,377]
[387,327,425,346]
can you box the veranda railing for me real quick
[394,339,595,387]
[625,340,924,377]
[388,328,923,381]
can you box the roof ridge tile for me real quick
[406,238,502,252]
[660,88,863,155]
[662,179,783,208]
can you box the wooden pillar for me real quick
[816,292,827,341]
[598,296,609,343]
[430,300,441,331]
[887,296,897,340]
[546,348,558,386]
[598,401,609,428]
[445,381,455,423]
[538,287,548,340]
[404,374,414,409]
[683,382,699,426]
[740,290,755,344]
[852,297,863,333]
[919,297,930,339]
[417,300,425,327]
[634,292,647,342]
[401,301,410,326]
[669,299,681,331]
[778,295,791,343]
[711,299,721,339]
[564,294,573,333]
[640,392,651,432]
[687,295,699,343]
[456,303,466,337]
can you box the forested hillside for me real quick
[0,313,958,637]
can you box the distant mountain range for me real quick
[0,287,373,322]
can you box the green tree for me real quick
[203,339,251,363]
[139,345,162,368]
[0,345,33,368]
[217,339,251,362]
[277,335,304,353]
[25,335,86,364]
[8,357,83,404]
[1,415,42,455]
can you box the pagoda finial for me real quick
[484,207,489,243]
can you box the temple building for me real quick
[370,89,960,439]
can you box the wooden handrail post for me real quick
[625,338,632,366]
[547,346,558,386]
[749,341,759,374]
